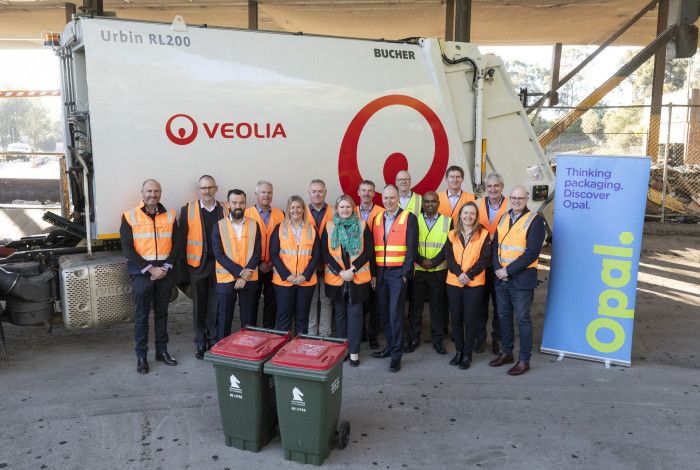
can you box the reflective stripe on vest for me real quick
[324,220,371,286]
[497,212,538,269]
[123,203,175,262]
[415,214,450,272]
[446,229,488,287]
[438,191,476,225]
[215,217,259,283]
[272,221,318,287]
[478,197,509,239]
[401,192,422,215]
[373,210,409,267]
[245,206,285,263]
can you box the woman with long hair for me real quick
[444,201,491,370]
[321,195,374,366]
[269,195,320,335]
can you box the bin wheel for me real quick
[336,421,350,450]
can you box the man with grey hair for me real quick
[180,175,228,360]
[306,178,333,336]
[245,180,285,328]
[395,170,422,215]
[475,172,509,355]
[489,185,545,376]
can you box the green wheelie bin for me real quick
[264,335,350,466]
[204,326,291,452]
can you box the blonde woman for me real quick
[269,195,320,335]
[444,201,491,370]
[321,195,374,366]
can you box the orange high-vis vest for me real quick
[438,190,475,225]
[324,220,371,286]
[446,229,488,287]
[123,202,176,262]
[272,221,318,287]
[245,206,285,263]
[215,216,259,284]
[185,200,226,268]
[497,212,538,269]
[373,210,409,267]
[306,204,333,234]
[355,204,384,232]
[478,197,509,239]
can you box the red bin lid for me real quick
[269,337,348,371]
[210,329,290,361]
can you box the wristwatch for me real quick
[351,267,357,273]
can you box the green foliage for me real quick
[0,98,61,151]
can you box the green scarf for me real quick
[331,212,362,257]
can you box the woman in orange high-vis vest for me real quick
[444,201,491,370]
[269,195,321,335]
[321,195,374,367]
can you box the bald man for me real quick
[121,179,183,374]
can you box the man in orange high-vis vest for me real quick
[212,189,262,340]
[245,180,285,329]
[438,165,476,225]
[475,172,509,356]
[489,185,545,376]
[356,179,384,350]
[306,179,334,336]
[179,175,228,360]
[120,179,183,374]
[371,184,418,373]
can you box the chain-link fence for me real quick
[535,103,700,222]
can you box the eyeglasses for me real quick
[199,186,217,190]
[511,197,528,201]
[395,178,411,183]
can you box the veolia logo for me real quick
[292,387,304,402]
[338,95,449,206]
[165,114,198,145]
[229,374,241,389]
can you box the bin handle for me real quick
[297,333,348,346]
[244,326,291,338]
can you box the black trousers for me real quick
[131,270,175,359]
[363,288,380,340]
[334,300,363,354]
[274,284,315,336]
[409,270,447,344]
[377,269,406,361]
[216,280,258,340]
[477,267,501,344]
[190,260,218,349]
[253,270,277,329]
[447,284,484,358]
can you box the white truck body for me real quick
[59,16,553,239]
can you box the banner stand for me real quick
[540,348,630,368]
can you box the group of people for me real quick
[120,165,545,377]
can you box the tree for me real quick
[503,59,550,97]
[625,50,690,101]
[0,98,60,151]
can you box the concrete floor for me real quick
[0,225,699,470]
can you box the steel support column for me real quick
[647,0,670,161]
[65,3,76,24]
[248,0,258,30]
[445,0,455,41]
[550,43,562,106]
[454,0,471,43]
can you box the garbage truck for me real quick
[0,15,554,331]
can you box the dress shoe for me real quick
[155,351,178,366]
[433,342,447,355]
[404,339,420,353]
[449,352,463,366]
[458,357,472,370]
[369,336,380,350]
[489,353,514,367]
[349,358,360,367]
[507,361,530,376]
[372,348,390,359]
[389,359,401,372]
[195,347,206,360]
[137,358,149,374]
[492,340,501,355]
[473,342,486,353]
